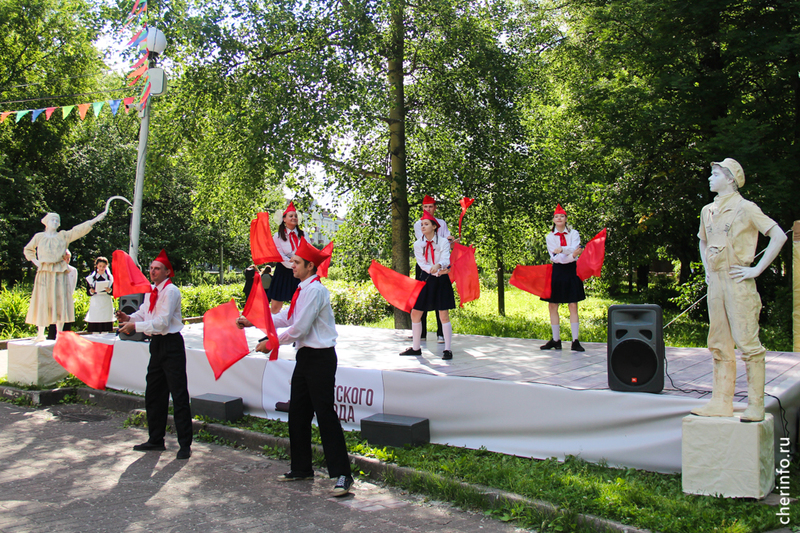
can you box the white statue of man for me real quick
[24,211,107,342]
[692,158,787,422]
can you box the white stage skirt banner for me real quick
[260,358,385,431]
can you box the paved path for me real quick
[0,402,526,532]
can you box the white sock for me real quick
[551,324,560,341]
[571,322,580,341]
[442,321,453,350]
[412,322,422,350]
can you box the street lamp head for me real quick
[142,28,167,57]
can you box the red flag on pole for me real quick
[203,299,251,379]
[509,264,553,299]
[368,260,425,313]
[111,250,152,298]
[576,228,607,281]
[458,197,475,238]
[53,332,114,390]
[250,212,282,264]
[317,241,334,278]
[242,274,279,360]
[449,243,480,306]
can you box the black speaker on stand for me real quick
[607,304,664,393]
[118,293,148,342]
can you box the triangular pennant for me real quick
[111,250,152,298]
[368,260,425,313]
[130,0,141,14]
[449,243,480,307]
[127,63,148,79]
[203,299,251,380]
[92,101,105,117]
[31,108,45,122]
[108,99,121,116]
[45,107,57,120]
[509,264,553,299]
[126,26,144,47]
[77,103,91,120]
[53,331,114,390]
[242,274,279,361]
[576,228,607,281]
[0,111,11,123]
[123,97,135,114]
[317,241,334,278]
[15,110,30,123]
[62,105,74,119]
[139,83,151,104]
[131,51,148,70]
[249,212,283,264]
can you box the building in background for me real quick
[305,201,345,246]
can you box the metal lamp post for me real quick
[129,28,168,265]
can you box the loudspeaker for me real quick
[118,293,148,342]
[607,304,664,393]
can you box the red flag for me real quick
[317,241,334,278]
[242,274,279,360]
[53,332,113,390]
[112,250,152,298]
[203,299,251,379]
[576,228,607,281]
[250,212,282,264]
[509,264,553,299]
[368,260,425,313]
[458,197,475,238]
[449,243,480,306]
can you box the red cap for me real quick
[153,249,174,277]
[554,204,567,216]
[283,201,297,216]
[420,210,440,228]
[294,239,331,266]
[422,195,436,205]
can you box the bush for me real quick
[327,280,391,324]
[181,284,244,318]
[669,263,708,321]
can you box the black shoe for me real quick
[278,471,315,481]
[442,350,453,360]
[399,347,422,356]
[571,340,585,352]
[176,447,191,460]
[133,441,166,452]
[540,339,562,350]
[331,475,354,496]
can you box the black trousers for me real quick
[415,264,443,337]
[145,333,193,448]
[288,347,351,478]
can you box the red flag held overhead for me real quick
[111,250,152,298]
[458,197,475,238]
[249,212,282,264]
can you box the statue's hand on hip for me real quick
[729,265,759,283]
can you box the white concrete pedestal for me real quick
[682,413,775,499]
[7,340,69,387]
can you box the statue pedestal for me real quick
[7,340,69,387]
[682,413,774,499]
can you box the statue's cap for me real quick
[712,158,745,188]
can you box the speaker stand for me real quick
[682,413,775,499]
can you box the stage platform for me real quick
[56,324,800,473]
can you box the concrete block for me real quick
[191,393,244,422]
[361,413,430,448]
[7,340,68,387]
[682,413,775,499]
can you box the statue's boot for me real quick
[691,360,735,417]
[740,360,765,422]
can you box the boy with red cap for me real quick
[540,204,586,352]
[117,250,193,460]
[238,239,353,495]
[412,195,454,343]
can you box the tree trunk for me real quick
[636,263,649,293]
[496,258,505,317]
[388,0,410,329]
[219,243,224,285]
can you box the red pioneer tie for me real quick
[148,280,171,312]
[555,232,568,247]
[287,276,319,319]
[289,232,300,251]
[424,240,435,263]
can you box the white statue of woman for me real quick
[24,211,107,342]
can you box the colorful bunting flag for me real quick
[15,110,30,123]
[92,101,105,117]
[77,103,90,120]
[31,109,45,122]
[45,107,57,120]
[0,111,11,123]
[108,100,121,116]
[53,332,114,390]
[62,105,74,119]
[203,299,251,379]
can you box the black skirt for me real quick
[267,263,300,303]
[541,262,585,304]
[413,271,456,311]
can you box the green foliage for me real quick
[0,284,36,339]
[123,411,147,429]
[327,280,391,325]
